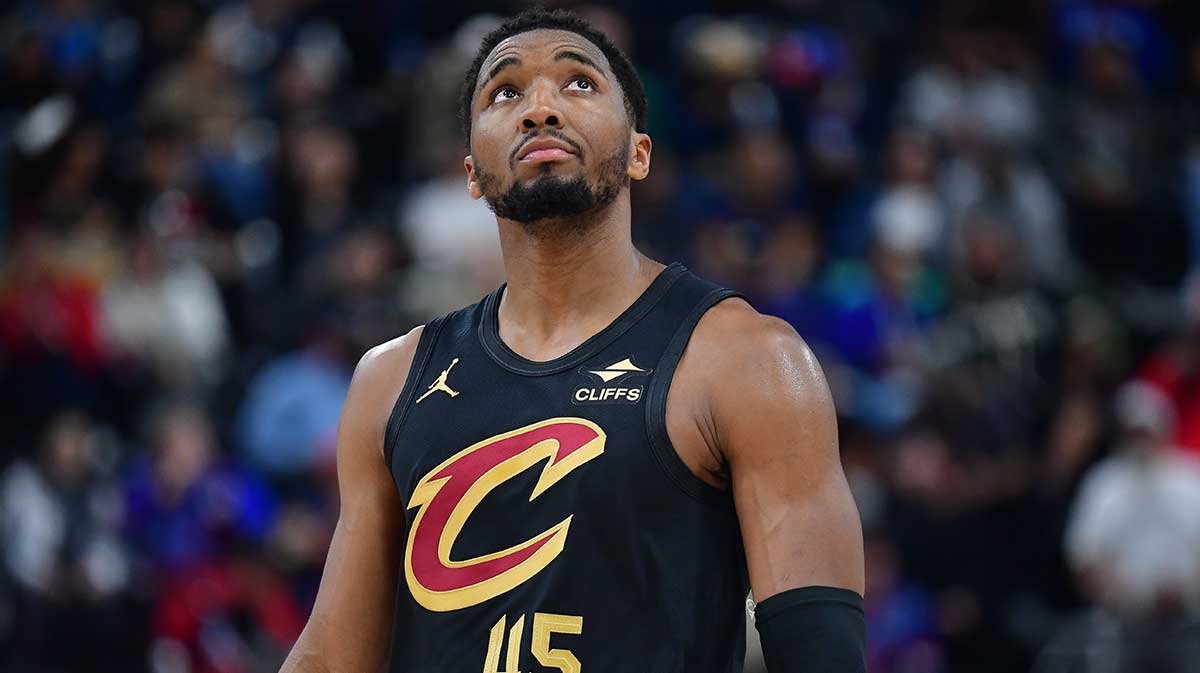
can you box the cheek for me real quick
[589,105,631,155]
[595,129,632,167]
[471,116,508,169]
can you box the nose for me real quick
[520,80,564,131]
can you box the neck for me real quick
[494,193,662,361]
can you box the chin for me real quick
[518,167,581,185]
[539,162,583,175]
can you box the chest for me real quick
[391,348,668,510]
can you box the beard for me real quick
[476,141,629,238]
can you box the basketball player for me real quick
[280,8,865,673]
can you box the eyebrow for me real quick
[477,49,607,95]
[554,49,604,75]
[479,56,521,92]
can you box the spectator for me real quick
[1064,382,1200,619]
[0,411,135,673]
[0,227,105,440]
[123,402,275,571]
[102,227,230,391]
[235,322,352,477]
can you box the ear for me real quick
[464,155,483,200]
[627,130,652,181]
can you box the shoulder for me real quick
[352,300,475,410]
[1078,454,1131,490]
[343,325,427,456]
[1072,455,1136,511]
[688,296,825,394]
[683,297,835,452]
[357,324,426,382]
[1163,453,1200,491]
[0,460,41,501]
[697,297,806,349]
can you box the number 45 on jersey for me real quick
[484,611,582,673]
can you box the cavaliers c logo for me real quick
[404,417,606,612]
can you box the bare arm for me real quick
[280,327,422,673]
[702,306,865,602]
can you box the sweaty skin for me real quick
[281,27,863,672]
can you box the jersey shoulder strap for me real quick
[382,310,454,469]
[643,266,752,506]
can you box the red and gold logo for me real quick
[404,417,606,612]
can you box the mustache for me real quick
[510,130,584,164]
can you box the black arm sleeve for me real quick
[754,585,867,673]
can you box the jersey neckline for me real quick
[477,261,687,376]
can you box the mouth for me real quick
[516,137,577,164]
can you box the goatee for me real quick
[477,144,629,238]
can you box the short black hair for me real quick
[458,8,648,149]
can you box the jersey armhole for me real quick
[644,288,751,508]
[383,315,448,471]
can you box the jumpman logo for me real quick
[416,358,460,404]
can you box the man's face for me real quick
[465,29,650,232]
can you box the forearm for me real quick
[278,609,391,671]
[279,627,330,673]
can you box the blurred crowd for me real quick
[2,1,1200,672]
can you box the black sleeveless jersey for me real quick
[383,262,752,673]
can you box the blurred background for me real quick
[2,0,1200,672]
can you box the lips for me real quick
[522,147,571,162]
[516,138,576,163]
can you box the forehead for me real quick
[479,28,613,81]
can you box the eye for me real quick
[490,86,519,104]
[565,77,594,92]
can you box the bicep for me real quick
[718,323,865,602]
